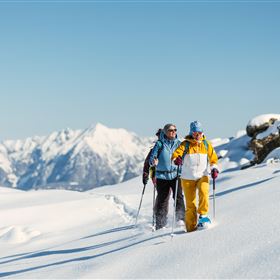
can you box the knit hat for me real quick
[163,123,176,135]
[189,121,203,135]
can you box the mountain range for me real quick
[0,123,152,191]
[0,122,259,191]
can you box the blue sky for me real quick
[0,1,279,141]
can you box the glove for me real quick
[142,172,149,185]
[174,156,183,166]
[152,158,159,166]
[211,168,219,179]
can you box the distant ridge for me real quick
[0,123,152,191]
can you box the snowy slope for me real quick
[0,124,152,190]
[247,113,280,127]
[211,130,254,171]
[0,158,279,278]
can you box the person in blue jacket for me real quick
[149,123,185,230]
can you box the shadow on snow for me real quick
[210,177,274,199]
[0,225,172,277]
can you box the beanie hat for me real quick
[189,121,203,135]
[163,123,176,135]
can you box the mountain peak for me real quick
[83,122,109,136]
[0,123,152,190]
[95,122,108,130]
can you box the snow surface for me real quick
[247,113,280,127]
[256,120,280,140]
[1,116,280,278]
[264,147,280,162]
[0,160,280,278]
[212,131,254,172]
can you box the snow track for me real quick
[104,194,136,223]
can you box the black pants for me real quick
[154,178,185,229]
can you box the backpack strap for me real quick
[203,139,208,152]
[156,140,164,158]
[182,141,190,160]
[182,139,208,160]
[203,139,209,163]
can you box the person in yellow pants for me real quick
[172,121,219,232]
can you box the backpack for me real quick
[142,140,164,183]
[155,140,164,158]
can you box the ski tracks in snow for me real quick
[104,194,137,223]
[103,194,155,231]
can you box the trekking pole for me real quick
[171,166,180,238]
[152,184,156,231]
[135,184,147,226]
[213,177,216,221]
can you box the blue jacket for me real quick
[149,131,181,180]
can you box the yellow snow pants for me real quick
[181,176,209,232]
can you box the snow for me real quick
[209,137,230,147]
[1,160,280,278]
[247,113,280,127]
[0,226,41,244]
[256,120,280,140]
[213,132,254,171]
[0,151,12,174]
[0,115,280,278]
[264,147,280,162]
[83,123,148,160]
[0,123,152,190]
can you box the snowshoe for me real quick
[197,215,211,230]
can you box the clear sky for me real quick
[0,0,279,141]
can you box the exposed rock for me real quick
[246,117,278,138]
[248,118,280,164]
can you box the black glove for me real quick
[142,172,149,185]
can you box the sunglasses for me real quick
[192,131,203,137]
[167,129,177,132]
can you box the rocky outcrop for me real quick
[247,115,280,164]
[246,117,278,138]
[249,131,280,163]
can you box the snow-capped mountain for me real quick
[2,114,277,192]
[0,123,152,191]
